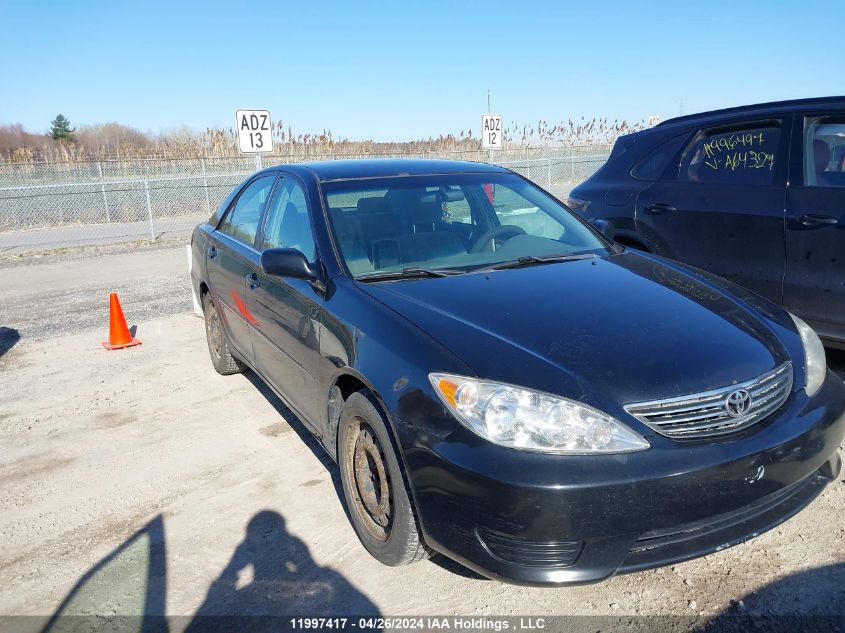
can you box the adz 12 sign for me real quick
[236,109,273,154]
[482,114,502,150]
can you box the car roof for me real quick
[274,158,510,182]
[655,96,845,132]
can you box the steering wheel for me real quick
[469,225,526,253]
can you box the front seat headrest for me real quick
[813,139,831,174]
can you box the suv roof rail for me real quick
[658,96,845,127]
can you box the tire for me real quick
[337,391,429,566]
[203,293,246,376]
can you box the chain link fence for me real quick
[0,146,610,253]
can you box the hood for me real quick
[357,252,791,408]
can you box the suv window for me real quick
[260,176,316,259]
[804,116,845,187]
[630,133,689,181]
[218,175,276,246]
[679,123,780,185]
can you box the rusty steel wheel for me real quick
[203,294,245,376]
[338,391,429,566]
[350,423,393,542]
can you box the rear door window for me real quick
[679,123,781,185]
[803,116,845,187]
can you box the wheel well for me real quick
[199,282,210,306]
[334,374,367,402]
[327,374,369,460]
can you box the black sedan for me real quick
[190,159,844,586]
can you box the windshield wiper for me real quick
[357,267,464,282]
[471,253,597,273]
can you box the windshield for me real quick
[321,172,611,279]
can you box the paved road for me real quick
[0,216,201,254]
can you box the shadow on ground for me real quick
[696,563,845,632]
[41,516,168,633]
[0,327,21,359]
[242,371,489,582]
[186,510,379,626]
[40,511,378,633]
[242,371,343,498]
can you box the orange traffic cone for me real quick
[102,292,141,350]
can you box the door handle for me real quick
[798,214,838,227]
[246,272,261,290]
[208,245,218,259]
[644,203,677,216]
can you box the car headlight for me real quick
[429,373,649,454]
[790,314,826,397]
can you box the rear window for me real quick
[679,123,781,185]
[326,189,388,209]
[607,133,638,161]
[630,133,689,181]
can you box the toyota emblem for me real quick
[725,389,752,417]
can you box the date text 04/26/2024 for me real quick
[289,617,548,630]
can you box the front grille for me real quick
[476,528,582,568]
[624,362,793,439]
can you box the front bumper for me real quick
[405,372,845,586]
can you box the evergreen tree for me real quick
[49,114,75,141]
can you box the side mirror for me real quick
[591,219,616,240]
[260,248,319,280]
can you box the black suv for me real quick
[568,96,845,348]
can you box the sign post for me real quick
[481,113,502,163]
[235,109,273,169]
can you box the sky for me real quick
[1,0,842,141]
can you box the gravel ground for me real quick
[0,237,193,341]
[0,241,843,631]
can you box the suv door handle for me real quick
[208,245,218,259]
[644,203,677,215]
[798,214,838,226]
[246,272,261,290]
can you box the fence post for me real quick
[547,159,552,191]
[570,149,575,183]
[201,157,211,214]
[144,180,155,240]
[97,160,111,223]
